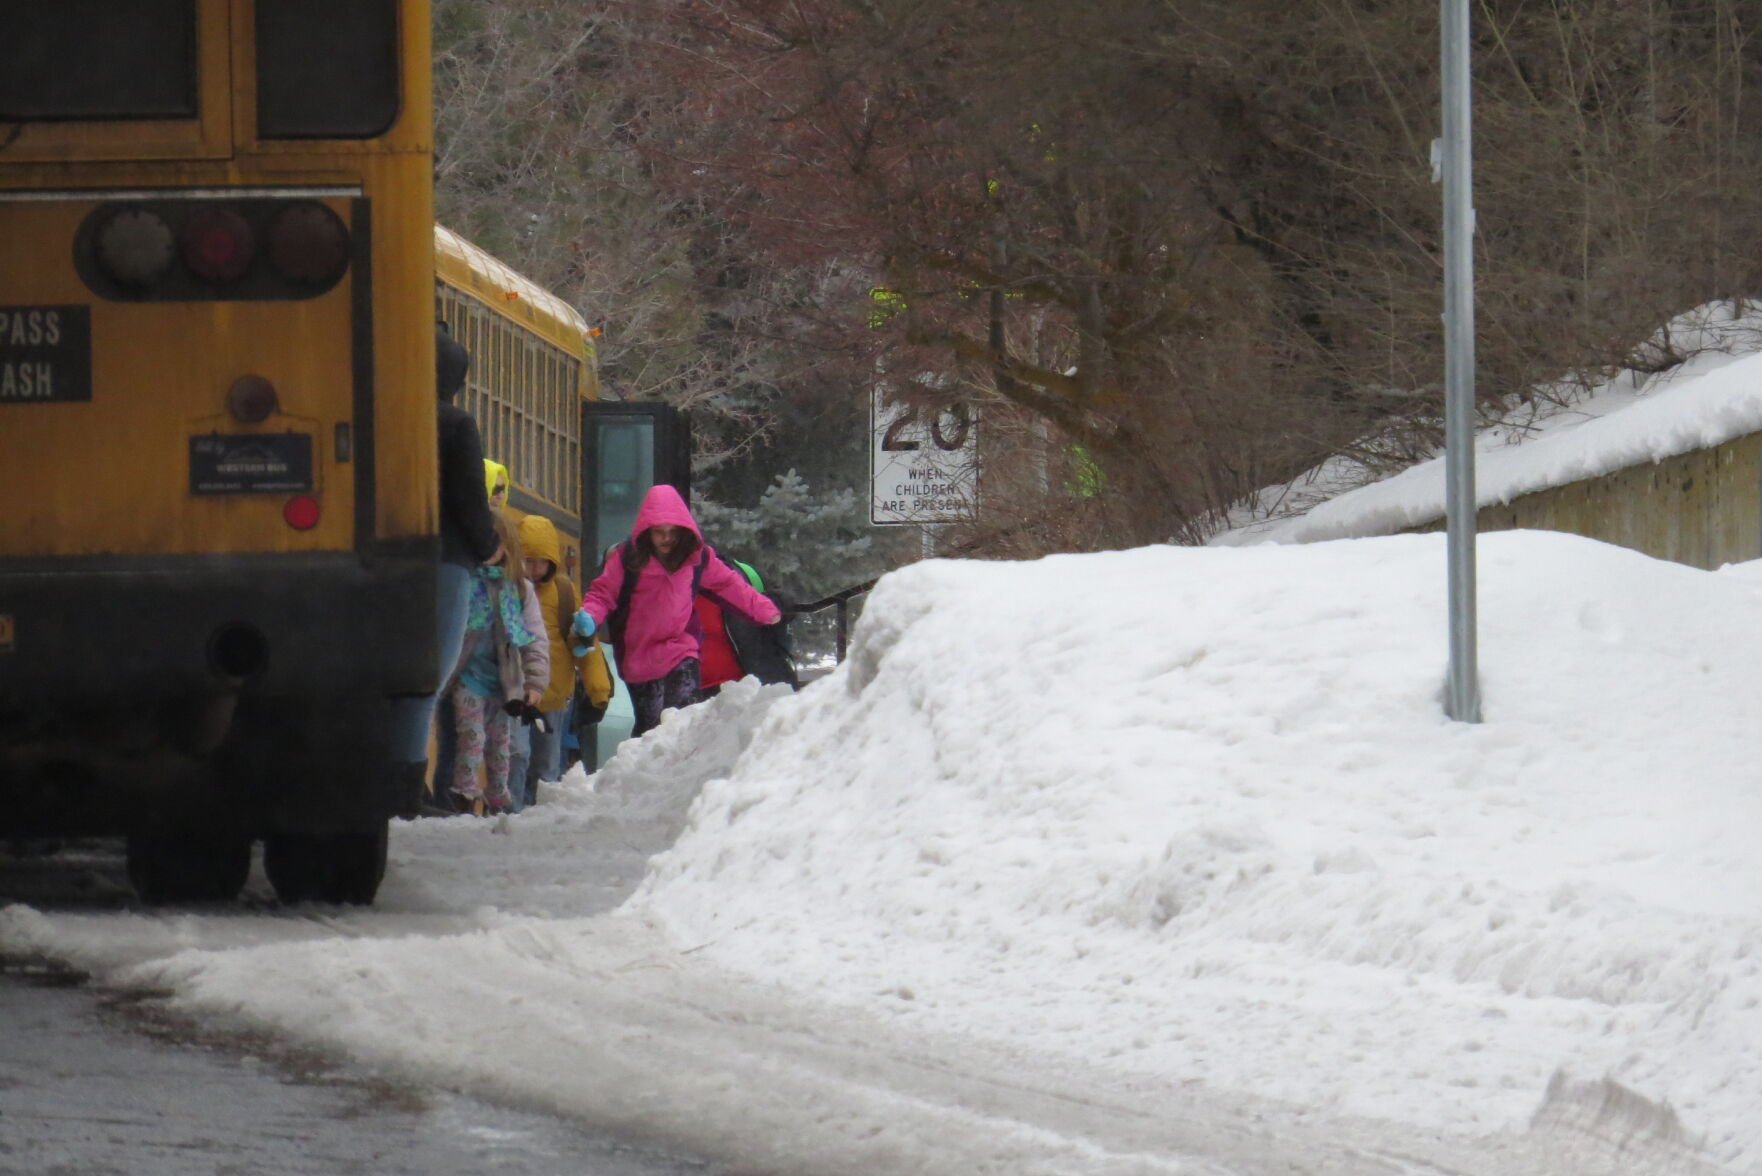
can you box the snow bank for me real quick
[6,533,1762,1173]
[632,532,1762,1168]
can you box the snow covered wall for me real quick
[632,533,1762,1169]
[1217,325,1762,557]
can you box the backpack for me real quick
[711,553,800,690]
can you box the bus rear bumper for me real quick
[0,548,439,701]
[0,548,439,837]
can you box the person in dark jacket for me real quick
[391,325,502,783]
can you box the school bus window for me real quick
[523,413,535,496]
[532,356,546,490]
[536,426,547,503]
[534,355,547,497]
[532,418,543,498]
[518,340,531,414]
[553,352,567,500]
[547,355,562,499]
[549,359,562,497]
[518,412,531,500]
[466,309,485,412]
[492,328,505,422]
[0,0,197,121]
[543,423,555,504]
[256,0,399,139]
[529,339,540,395]
[530,423,541,503]
[547,350,560,428]
[556,429,566,505]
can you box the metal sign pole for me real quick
[1441,0,1482,722]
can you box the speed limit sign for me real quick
[871,387,978,525]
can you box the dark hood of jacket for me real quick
[437,325,470,402]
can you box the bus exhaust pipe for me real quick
[206,624,269,682]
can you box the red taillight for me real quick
[95,209,176,288]
[227,375,279,424]
[283,496,321,531]
[182,208,256,282]
[268,203,350,287]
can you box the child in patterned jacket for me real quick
[445,513,549,814]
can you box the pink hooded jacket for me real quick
[580,485,781,683]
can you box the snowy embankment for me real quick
[629,533,1762,1171]
[5,532,1762,1173]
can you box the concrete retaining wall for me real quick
[1415,433,1762,570]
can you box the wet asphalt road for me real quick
[0,846,723,1176]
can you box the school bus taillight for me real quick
[282,496,321,531]
[181,208,255,283]
[269,203,351,287]
[94,209,175,288]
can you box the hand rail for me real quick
[783,578,877,663]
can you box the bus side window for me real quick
[545,350,557,503]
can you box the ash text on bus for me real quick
[0,362,55,400]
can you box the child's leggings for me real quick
[451,688,516,810]
[628,657,702,737]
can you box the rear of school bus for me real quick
[0,0,436,904]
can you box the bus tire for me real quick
[125,832,252,905]
[263,823,389,906]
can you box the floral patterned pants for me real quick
[451,688,516,811]
[628,657,702,738]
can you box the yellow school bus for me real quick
[0,1,436,903]
[434,224,598,577]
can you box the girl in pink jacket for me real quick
[574,485,780,736]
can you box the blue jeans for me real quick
[505,720,532,813]
[432,691,457,789]
[505,708,566,809]
[527,709,567,803]
[391,562,473,764]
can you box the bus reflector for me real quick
[182,208,256,282]
[268,203,350,286]
[227,375,279,423]
[283,495,321,531]
[95,209,176,288]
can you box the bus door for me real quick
[578,401,690,768]
[581,402,692,564]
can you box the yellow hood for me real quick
[483,459,509,502]
[518,513,562,576]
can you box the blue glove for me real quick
[571,609,596,656]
